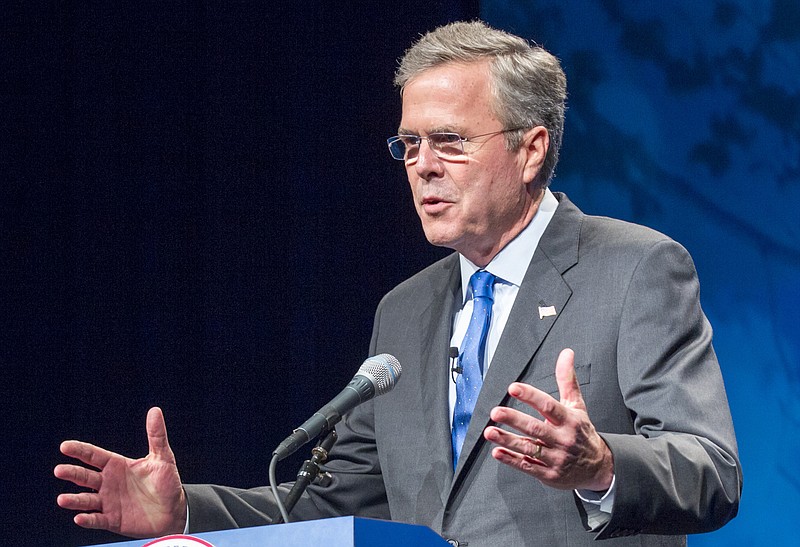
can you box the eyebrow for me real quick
[396,125,466,136]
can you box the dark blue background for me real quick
[483,1,800,544]
[3,2,473,545]
[3,1,797,545]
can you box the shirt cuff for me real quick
[183,502,191,534]
[575,474,616,530]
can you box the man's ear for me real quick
[520,126,550,185]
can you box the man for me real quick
[56,21,741,545]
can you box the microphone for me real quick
[273,354,402,461]
[449,346,462,383]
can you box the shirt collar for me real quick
[459,187,559,301]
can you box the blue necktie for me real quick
[452,270,496,470]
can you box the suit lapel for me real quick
[447,193,583,493]
[413,254,462,504]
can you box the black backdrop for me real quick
[2,2,478,545]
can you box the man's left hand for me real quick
[483,348,614,491]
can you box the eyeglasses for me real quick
[386,128,524,163]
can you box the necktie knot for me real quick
[469,270,496,302]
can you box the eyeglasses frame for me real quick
[386,127,527,162]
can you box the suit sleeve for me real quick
[595,239,742,538]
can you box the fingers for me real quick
[59,440,114,470]
[487,382,568,455]
[146,407,176,463]
[54,463,103,490]
[489,401,551,440]
[57,492,102,513]
[505,382,569,426]
[555,348,586,411]
[484,425,547,463]
[491,446,542,474]
[73,511,113,531]
[497,348,586,425]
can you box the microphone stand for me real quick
[274,429,338,524]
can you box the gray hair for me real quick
[395,21,567,186]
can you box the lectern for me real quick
[83,516,451,547]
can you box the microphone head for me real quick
[358,354,402,396]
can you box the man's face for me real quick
[399,61,540,266]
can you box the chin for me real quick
[418,215,467,248]
[421,230,459,250]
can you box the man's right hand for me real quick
[54,407,188,538]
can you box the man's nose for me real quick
[414,139,444,179]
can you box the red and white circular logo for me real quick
[142,535,216,547]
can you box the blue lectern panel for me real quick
[84,516,450,547]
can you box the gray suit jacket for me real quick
[185,193,741,545]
